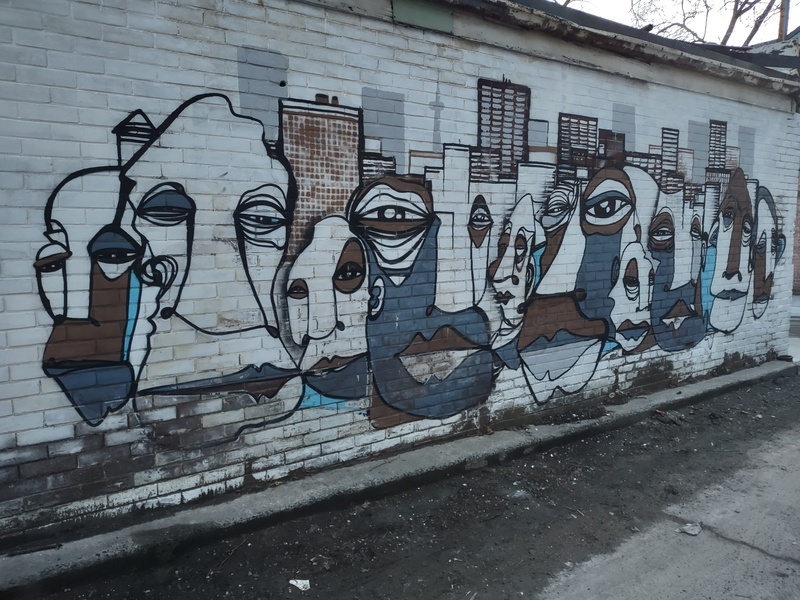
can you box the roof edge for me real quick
[431,0,800,98]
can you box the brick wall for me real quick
[1,0,798,535]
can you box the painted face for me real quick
[36,169,167,425]
[489,194,538,333]
[468,181,518,342]
[125,96,290,337]
[286,216,370,399]
[751,187,784,319]
[516,181,607,402]
[576,166,654,328]
[609,242,654,353]
[128,95,300,408]
[709,168,753,333]
[648,190,706,351]
[349,176,493,418]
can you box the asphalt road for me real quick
[15,369,800,600]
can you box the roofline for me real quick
[431,0,800,97]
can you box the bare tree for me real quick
[629,0,782,45]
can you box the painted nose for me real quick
[722,269,743,282]
[308,285,340,340]
[433,214,474,312]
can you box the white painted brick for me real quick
[104,428,147,446]
[16,423,73,445]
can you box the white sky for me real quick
[566,0,799,46]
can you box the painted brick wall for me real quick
[1,0,798,534]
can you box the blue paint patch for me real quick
[602,339,620,355]
[533,245,545,288]
[123,272,141,361]
[701,247,716,327]
[300,387,358,412]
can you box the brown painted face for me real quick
[709,169,753,333]
[514,182,607,402]
[36,169,148,426]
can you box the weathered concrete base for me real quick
[1,360,795,592]
[540,403,800,599]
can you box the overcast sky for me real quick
[564,0,798,46]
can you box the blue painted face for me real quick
[648,191,706,351]
[349,178,493,418]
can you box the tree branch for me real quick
[657,21,706,42]
[742,0,778,45]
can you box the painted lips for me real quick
[397,326,482,384]
[714,289,747,301]
[660,299,696,330]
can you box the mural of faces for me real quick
[577,166,656,330]
[609,242,654,353]
[36,169,169,424]
[287,216,370,399]
[349,176,493,418]
[489,194,539,335]
[36,84,784,434]
[123,95,301,414]
[648,190,706,351]
[709,169,754,334]
[517,181,607,402]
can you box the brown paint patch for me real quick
[42,264,130,365]
[517,294,607,349]
[333,239,366,294]
[720,168,753,279]
[368,388,420,429]
[400,326,480,356]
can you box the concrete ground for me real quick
[539,423,800,599]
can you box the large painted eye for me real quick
[542,187,574,232]
[623,279,639,301]
[649,212,674,252]
[35,241,70,320]
[690,218,702,241]
[35,250,70,273]
[622,259,640,302]
[722,209,734,231]
[469,207,491,229]
[88,226,142,280]
[708,221,719,249]
[287,279,308,300]
[755,232,767,257]
[584,191,632,228]
[333,239,366,294]
[468,195,492,248]
[89,228,141,265]
[514,233,528,268]
[741,219,753,247]
[350,185,432,270]
[356,204,430,238]
[136,185,194,227]
[235,191,288,249]
[497,231,510,256]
